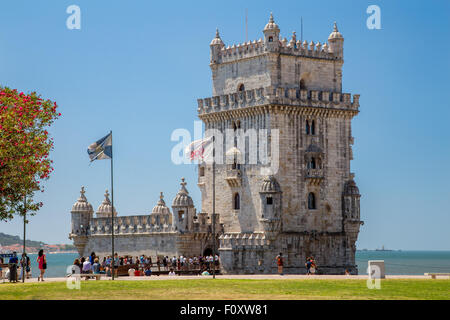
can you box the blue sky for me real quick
[0,0,449,250]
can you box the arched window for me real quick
[306,120,310,135]
[308,193,316,210]
[199,166,205,177]
[268,36,273,42]
[266,197,273,205]
[300,79,306,90]
[238,84,245,92]
[234,193,240,210]
[308,157,316,169]
[311,120,316,135]
[178,210,185,221]
[232,120,241,131]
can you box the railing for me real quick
[305,169,323,179]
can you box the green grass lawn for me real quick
[0,279,449,300]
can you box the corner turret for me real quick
[69,186,93,256]
[328,22,344,59]
[263,12,280,51]
[172,178,195,232]
[210,28,225,64]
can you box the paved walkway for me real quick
[5,274,446,283]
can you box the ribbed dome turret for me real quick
[260,175,281,193]
[71,186,93,213]
[263,12,280,32]
[151,192,171,215]
[96,189,117,218]
[344,180,360,196]
[210,28,224,46]
[172,178,194,207]
[328,22,343,40]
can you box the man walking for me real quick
[276,252,284,275]
[305,257,312,275]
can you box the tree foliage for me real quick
[0,87,61,220]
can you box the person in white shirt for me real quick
[82,259,92,274]
[168,268,176,276]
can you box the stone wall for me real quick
[219,232,358,275]
[79,232,213,258]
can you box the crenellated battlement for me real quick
[219,232,269,249]
[87,215,176,236]
[217,37,336,65]
[197,86,360,117]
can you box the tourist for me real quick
[305,257,312,275]
[156,256,161,272]
[128,267,135,277]
[113,253,119,278]
[310,257,317,275]
[101,257,107,270]
[345,269,350,276]
[9,252,19,282]
[172,256,177,268]
[193,256,198,269]
[215,254,219,268]
[89,252,96,264]
[148,256,152,268]
[82,257,92,274]
[92,258,101,274]
[201,269,210,276]
[144,267,151,276]
[20,253,31,279]
[168,268,176,276]
[0,257,3,279]
[276,252,284,275]
[37,249,47,282]
[72,258,82,274]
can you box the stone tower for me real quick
[197,14,363,274]
[69,186,94,256]
[172,178,196,233]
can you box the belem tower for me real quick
[69,14,363,274]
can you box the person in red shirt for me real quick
[37,249,47,282]
[276,253,284,275]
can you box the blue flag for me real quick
[87,132,112,162]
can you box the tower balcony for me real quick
[305,168,324,186]
[225,169,242,187]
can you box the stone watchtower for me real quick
[69,187,94,255]
[197,14,363,274]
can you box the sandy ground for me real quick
[6,273,448,283]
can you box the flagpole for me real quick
[110,130,115,280]
[212,135,216,279]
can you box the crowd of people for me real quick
[71,252,221,277]
[3,250,321,282]
[0,250,45,282]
